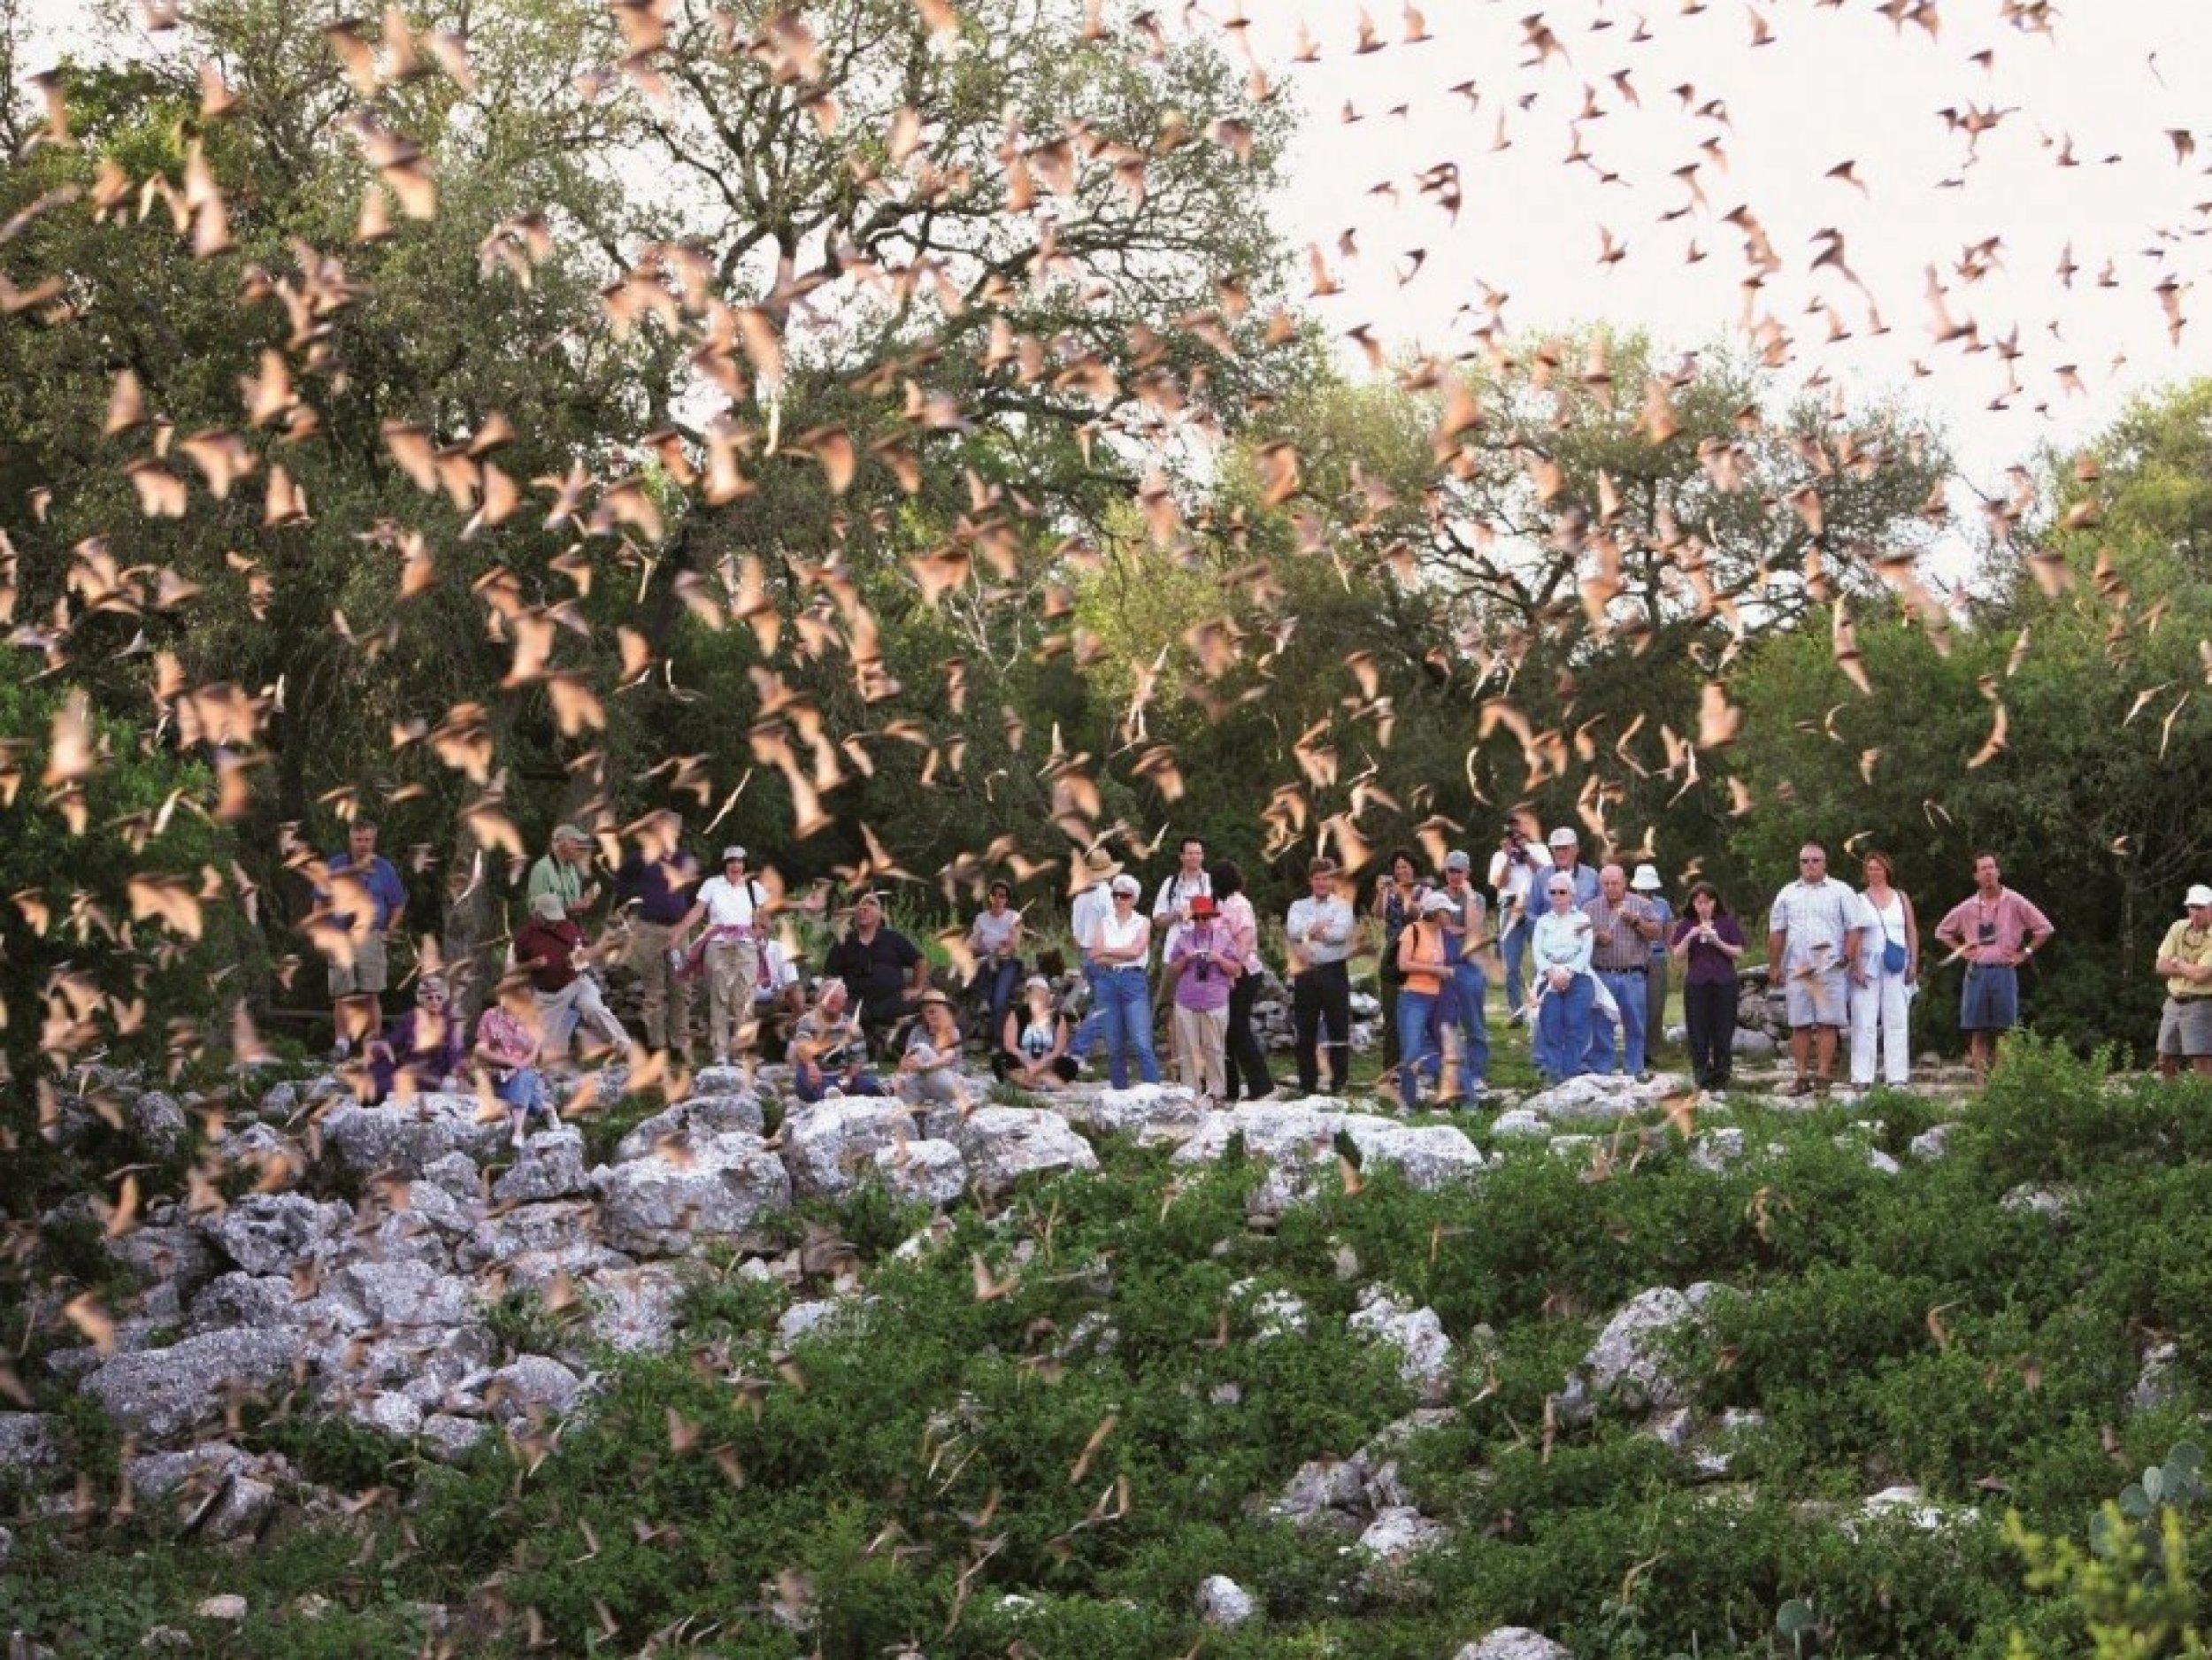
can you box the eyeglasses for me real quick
[1799,857,1824,865]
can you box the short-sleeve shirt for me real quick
[1934,888,2054,966]
[326,853,407,932]
[1170,922,1234,1012]
[1672,914,1745,987]
[513,918,583,995]
[971,909,1019,957]
[824,926,923,1014]
[695,875,765,932]
[1769,880,1861,972]
[526,853,582,911]
[1585,893,1656,972]
[2161,919,2212,999]
[794,1010,864,1069]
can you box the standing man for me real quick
[1151,835,1212,964]
[613,811,700,1061]
[2154,884,2212,1079]
[1766,842,1863,1097]
[1632,864,1676,1061]
[1285,857,1356,1095]
[1546,826,1601,909]
[1488,819,1551,1026]
[1932,851,2055,1087]
[528,824,602,922]
[321,818,407,1058]
[1585,864,1662,1077]
[823,890,930,1056]
[1066,847,1122,1070]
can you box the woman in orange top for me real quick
[1394,891,1457,1111]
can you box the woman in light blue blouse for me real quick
[1531,874,1596,1084]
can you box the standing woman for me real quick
[1083,873,1162,1087]
[1632,865,1676,1061]
[1849,851,1918,1090]
[1671,881,1746,1093]
[1436,851,1491,1101]
[966,880,1024,1044]
[1531,874,1597,1085]
[1211,861,1276,1103]
[1394,891,1457,1110]
[1371,851,1427,1079]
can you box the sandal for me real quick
[1787,1076,1816,1097]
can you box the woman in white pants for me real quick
[1849,851,1918,1088]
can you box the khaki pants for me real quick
[626,919,693,1054]
[704,935,760,1061]
[536,976,628,1061]
[1171,1003,1228,1099]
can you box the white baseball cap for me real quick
[2187,884,2212,909]
[1547,826,1578,849]
[1631,864,1663,893]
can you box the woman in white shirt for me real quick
[669,846,767,1065]
[1849,850,1918,1089]
[966,880,1024,1041]
[1083,874,1162,1087]
[1530,874,1597,1085]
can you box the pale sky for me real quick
[19,0,2211,502]
[1252,0,2212,495]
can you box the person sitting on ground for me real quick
[752,935,807,1064]
[897,989,970,1105]
[791,978,890,1103]
[364,974,465,1103]
[512,891,631,1065]
[966,880,1024,1041]
[995,974,1079,1089]
[474,989,557,1148]
[823,891,929,1055]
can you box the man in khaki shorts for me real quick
[2155,884,2212,1079]
[321,819,408,1057]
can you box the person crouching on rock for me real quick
[898,988,969,1106]
[365,973,465,1103]
[792,979,891,1103]
[474,988,558,1148]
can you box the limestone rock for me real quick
[1356,1504,1450,1564]
[948,1106,1100,1194]
[779,1100,919,1198]
[0,1413,61,1476]
[1908,1122,1958,1163]
[1454,1631,1578,1660]
[1348,1287,1454,1401]
[593,1132,793,1256]
[1488,1108,1551,1141]
[420,1414,487,1464]
[335,1260,478,1329]
[872,1139,968,1206]
[1521,1072,1691,1126]
[1340,1118,1489,1190]
[611,1093,768,1164]
[82,1329,299,1443]
[492,1126,591,1203]
[1056,1085,1206,1143]
[348,1392,424,1441]
[104,1224,222,1305]
[1565,1284,1732,1419]
[1195,1574,1257,1629]
[575,1264,682,1355]
[483,1356,582,1423]
[202,1194,352,1278]
[129,1091,188,1155]
[1689,1127,1747,1172]
[321,1092,510,1179]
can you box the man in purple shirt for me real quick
[320,818,407,1057]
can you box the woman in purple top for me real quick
[1670,882,1747,1093]
[365,975,467,1103]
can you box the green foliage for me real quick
[2009,1441,2212,1658]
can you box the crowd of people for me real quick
[316,809,2212,1119]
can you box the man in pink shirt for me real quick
[1932,851,2055,1087]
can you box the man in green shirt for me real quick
[527,824,601,921]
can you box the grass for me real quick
[5,1039,2211,1656]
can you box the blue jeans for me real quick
[1444,963,1489,1095]
[1536,972,1594,1081]
[1395,988,1442,1109]
[1069,961,1109,1064]
[973,957,1022,1040]
[1499,913,1532,1017]
[794,1064,890,1103]
[1094,966,1160,1087]
[1587,968,1648,1075]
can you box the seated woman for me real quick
[790,979,891,1104]
[995,974,1079,1089]
[897,989,970,1105]
[966,880,1024,1041]
[365,975,466,1103]
[473,990,558,1147]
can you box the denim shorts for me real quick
[1959,963,2020,1032]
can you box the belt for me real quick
[1600,964,1647,975]
[2175,995,2212,1004]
